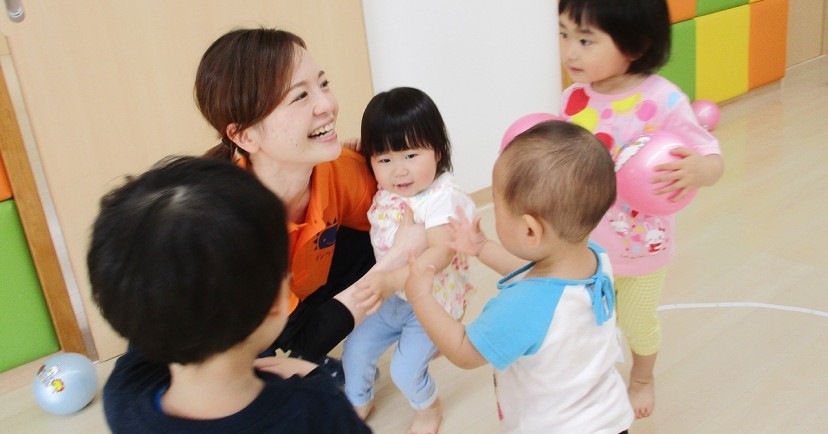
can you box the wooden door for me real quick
[0,48,86,363]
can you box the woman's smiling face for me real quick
[245,47,342,167]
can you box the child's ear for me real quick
[226,123,260,154]
[521,214,545,248]
[628,44,649,63]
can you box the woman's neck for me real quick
[162,347,263,420]
[251,160,314,224]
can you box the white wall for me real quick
[362,0,562,193]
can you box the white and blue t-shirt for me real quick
[467,242,633,433]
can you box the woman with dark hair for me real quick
[194,28,422,369]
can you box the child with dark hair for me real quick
[88,156,371,433]
[406,121,633,433]
[342,87,476,433]
[558,0,724,418]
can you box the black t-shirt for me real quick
[103,349,372,433]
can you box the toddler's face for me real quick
[558,13,634,92]
[370,148,438,197]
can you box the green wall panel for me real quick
[697,0,749,16]
[660,19,697,100]
[0,199,59,373]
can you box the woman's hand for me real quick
[253,356,318,378]
[652,149,724,201]
[350,205,428,315]
[354,271,393,315]
[390,204,427,254]
[352,205,427,314]
[446,206,487,257]
[341,137,361,152]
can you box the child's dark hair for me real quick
[559,0,671,74]
[87,156,289,364]
[360,87,452,175]
[499,121,616,243]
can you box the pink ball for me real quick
[691,99,720,131]
[615,131,697,216]
[500,113,562,152]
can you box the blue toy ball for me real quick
[32,352,98,415]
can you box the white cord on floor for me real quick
[657,302,828,318]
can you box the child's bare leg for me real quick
[628,351,657,419]
[354,399,374,420]
[407,397,442,434]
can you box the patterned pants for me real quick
[615,268,667,356]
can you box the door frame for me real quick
[0,46,87,357]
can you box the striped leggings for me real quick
[615,268,667,356]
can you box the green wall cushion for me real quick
[660,19,697,100]
[697,0,749,17]
[0,199,59,373]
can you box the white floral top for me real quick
[368,173,476,319]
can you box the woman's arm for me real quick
[336,205,427,320]
[355,222,454,312]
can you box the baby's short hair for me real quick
[498,121,616,243]
[87,156,288,364]
[360,87,452,175]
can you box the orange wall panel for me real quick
[0,154,11,201]
[668,0,697,23]
[749,0,788,89]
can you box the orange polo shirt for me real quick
[241,148,376,312]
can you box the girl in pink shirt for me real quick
[558,0,724,419]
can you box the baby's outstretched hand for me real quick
[446,206,487,256]
[404,252,437,304]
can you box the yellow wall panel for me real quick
[695,6,750,102]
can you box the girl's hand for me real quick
[403,252,437,304]
[652,148,724,201]
[446,206,487,256]
[341,137,361,152]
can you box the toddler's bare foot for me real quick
[407,398,442,434]
[354,399,374,420]
[628,377,655,419]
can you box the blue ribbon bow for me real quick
[586,275,615,326]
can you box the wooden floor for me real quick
[2,56,827,433]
